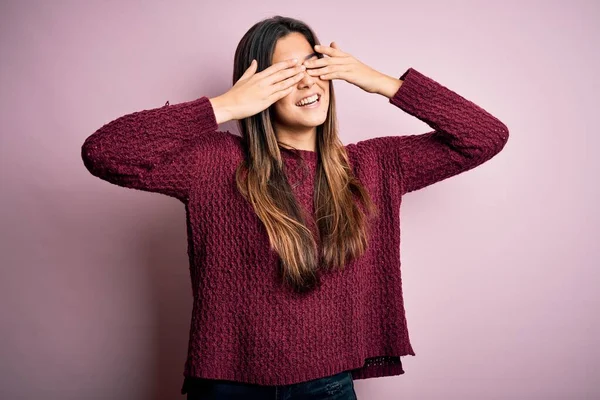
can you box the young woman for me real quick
[81,15,509,400]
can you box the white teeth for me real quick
[296,94,319,106]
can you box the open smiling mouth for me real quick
[296,94,321,109]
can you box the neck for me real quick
[274,123,317,152]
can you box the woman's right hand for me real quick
[209,58,307,123]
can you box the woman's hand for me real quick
[210,58,307,123]
[304,42,398,96]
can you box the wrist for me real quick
[376,74,403,99]
[209,94,235,124]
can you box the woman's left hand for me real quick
[303,42,388,94]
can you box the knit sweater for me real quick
[81,67,509,393]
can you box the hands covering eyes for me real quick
[302,42,386,94]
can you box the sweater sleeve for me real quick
[355,67,509,195]
[81,96,219,201]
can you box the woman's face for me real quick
[270,32,330,131]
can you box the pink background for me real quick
[1,1,598,399]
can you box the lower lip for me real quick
[297,96,321,109]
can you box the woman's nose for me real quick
[298,69,317,85]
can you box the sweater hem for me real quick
[180,348,416,394]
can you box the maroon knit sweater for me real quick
[81,67,509,393]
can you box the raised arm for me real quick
[81,96,221,201]
[355,67,509,195]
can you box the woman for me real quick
[81,15,509,400]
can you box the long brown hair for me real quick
[233,15,378,293]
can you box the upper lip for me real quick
[296,93,321,104]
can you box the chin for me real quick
[293,115,327,127]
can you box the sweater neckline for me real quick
[279,146,318,162]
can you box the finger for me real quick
[269,84,295,103]
[306,66,337,76]
[317,71,341,80]
[274,69,306,92]
[314,44,346,57]
[264,63,306,87]
[268,73,304,101]
[303,56,345,69]
[256,57,300,79]
[239,59,257,80]
[234,59,257,85]
[308,66,347,81]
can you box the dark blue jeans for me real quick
[185,370,357,400]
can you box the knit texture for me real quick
[81,67,509,394]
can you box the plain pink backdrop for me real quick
[1,0,598,399]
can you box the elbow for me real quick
[469,120,509,165]
[81,135,104,177]
[483,119,509,159]
[492,120,510,154]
